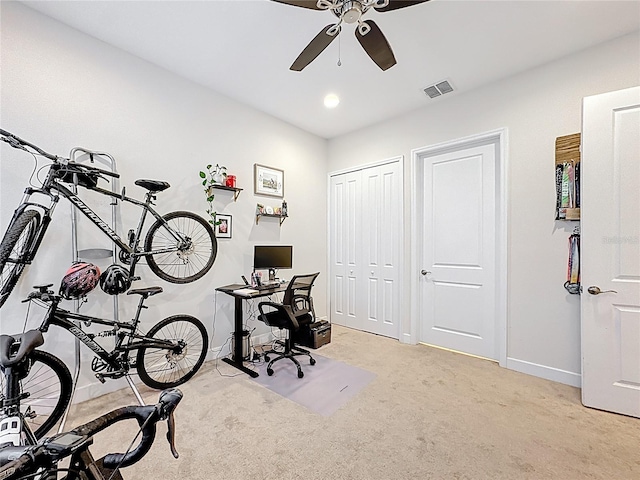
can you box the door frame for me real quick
[409,129,508,366]
[327,156,404,338]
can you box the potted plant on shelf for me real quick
[199,164,227,225]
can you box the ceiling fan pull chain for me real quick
[337,32,342,66]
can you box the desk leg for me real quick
[222,296,259,378]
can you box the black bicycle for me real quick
[0,284,206,441]
[0,329,72,442]
[0,128,218,308]
[31,283,208,386]
[0,388,183,480]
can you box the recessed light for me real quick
[324,94,340,108]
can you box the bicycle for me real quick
[0,330,72,443]
[0,388,183,480]
[1,283,207,440]
[0,128,218,309]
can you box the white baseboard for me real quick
[506,357,581,388]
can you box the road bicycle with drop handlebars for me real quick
[0,388,183,480]
[0,128,218,309]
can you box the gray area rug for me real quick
[252,352,376,416]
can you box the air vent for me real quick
[423,80,454,99]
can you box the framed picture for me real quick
[215,214,232,238]
[254,164,284,198]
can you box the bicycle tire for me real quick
[136,315,208,389]
[144,211,217,284]
[0,210,41,309]
[0,350,73,439]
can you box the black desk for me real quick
[216,283,288,377]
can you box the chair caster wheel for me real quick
[267,368,274,376]
[298,370,304,378]
[310,358,316,365]
[265,355,270,362]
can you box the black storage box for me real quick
[294,320,331,349]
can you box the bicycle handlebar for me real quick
[0,128,120,179]
[74,388,182,468]
[0,128,63,162]
[0,389,183,478]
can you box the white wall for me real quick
[328,31,640,386]
[0,3,327,401]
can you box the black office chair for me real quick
[257,272,320,378]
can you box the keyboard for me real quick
[256,283,280,291]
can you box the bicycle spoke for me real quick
[137,316,207,389]
[144,211,216,284]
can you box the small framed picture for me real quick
[254,164,284,198]
[215,214,232,238]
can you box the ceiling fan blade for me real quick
[271,0,324,10]
[290,24,340,71]
[355,20,396,71]
[374,0,430,13]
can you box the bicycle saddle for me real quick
[135,179,170,192]
[127,286,163,298]
[0,330,44,367]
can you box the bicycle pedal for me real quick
[95,374,106,384]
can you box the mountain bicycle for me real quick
[0,128,218,309]
[0,330,72,442]
[0,283,207,441]
[29,283,208,387]
[0,388,183,480]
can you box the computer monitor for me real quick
[253,245,293,281]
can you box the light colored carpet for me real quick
[251,352,376,416]
[64,325,640,480]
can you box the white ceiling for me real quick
[20,0,640,139]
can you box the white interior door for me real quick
[330,171,361,330]
[581,86,640,417]
[329,159,402,339]
[419,143,497,360]
[361,162,401,338]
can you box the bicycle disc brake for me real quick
[176,239,194,262]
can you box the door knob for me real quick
[587,286,618,295]
[421,270,432,276]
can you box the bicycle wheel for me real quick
[0,350,73,439]
[136,315,208,389]
[0,210,41,309]
[144,211,217,284]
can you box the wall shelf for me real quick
[208,184,242,201]
[256,213,287,226]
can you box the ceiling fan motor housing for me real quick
[341,1,364,23]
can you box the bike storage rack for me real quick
[58,148,144,434]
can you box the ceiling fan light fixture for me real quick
[324,93,340,108]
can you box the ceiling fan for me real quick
[272,0,430,71]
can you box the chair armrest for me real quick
[257,301,300,330]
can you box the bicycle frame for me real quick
[7,167,185,277]
[38,298,180,378]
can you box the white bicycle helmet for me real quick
[99,264,132,295]
[59,262,101,299]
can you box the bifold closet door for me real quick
[330,171,362,331]
[330,161,401,339]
